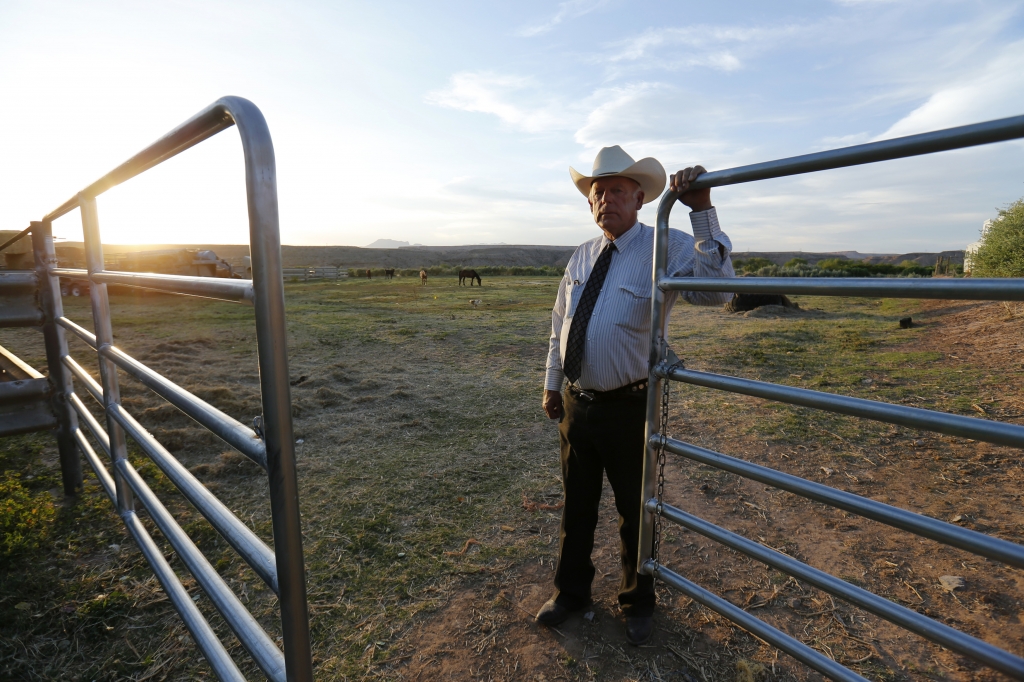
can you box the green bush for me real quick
[1,473,55,560]
[974,198,1024,277]
[732,257,774,273]
[816,258,850,270]
[803,258,936,277]
[784,257,808,268]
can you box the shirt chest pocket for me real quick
[565,279,577,315]
[615,283,652,332]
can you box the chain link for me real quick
[652,348,683,568]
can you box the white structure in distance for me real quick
[964,219,993,276]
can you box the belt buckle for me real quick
[572,384,595,401]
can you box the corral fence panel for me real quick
[639,114,1024,681]
[0,97,312,681]
[283,266,342,281]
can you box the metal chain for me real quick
[652,351,683,567]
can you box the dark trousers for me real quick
[552,387,655,617]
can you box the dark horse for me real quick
[384,268,395,280]
[459,269,482,286]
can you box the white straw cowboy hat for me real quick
[569,146,666,205]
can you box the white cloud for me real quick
[573,83,743,162]
[517,0,609,37]
[877,39,1024,139]
[604,23,808,67]
[425,72,574,133]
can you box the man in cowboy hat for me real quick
[537,146,734,644]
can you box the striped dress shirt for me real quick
[545,207,734,392]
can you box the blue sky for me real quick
[1,0,1023,252]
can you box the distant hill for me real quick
[364,239,411,248]
[52,242,580,269]
[44,241,964,270]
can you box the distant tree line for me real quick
[731,256,956,278]
[347,265,563,278]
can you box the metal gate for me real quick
[0,97,312,681]
[639,114,1024,680]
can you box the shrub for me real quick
[974,198,1024,277]
[0,473,55,560]
[816,258,850,270]
[784,257,808,268]
[733,257,773,273]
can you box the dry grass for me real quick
[1,278,1022,681]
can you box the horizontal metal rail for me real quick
[0,270,38,289]
[116,459,285,681]
[659,366,1024,449]
[643,561,868,681]
[685,114,1024,190]
[70,392,110,455]
[651,501,1024,677]
[658,276,1024,301]
[0,380,57,436]
[67,391,279,595]
[0,411,58,438]
[101,345,267,469]
[51,267,254,304]
[109,403,279,594]
[57,316,98,349]
[0,308,45,328]
[63,355,103,404]
[74,428,115,503]
[0,377,50,405]
[122,510,246,682]
[655,435,1024,568]
[45,106,236,222]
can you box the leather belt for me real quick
[568,379,649,402]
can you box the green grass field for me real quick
[2,276,1021,680]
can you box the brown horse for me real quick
[459,269,482,286]
[365,269,372,279]
[419,270,427,285]
[384,268,395,280]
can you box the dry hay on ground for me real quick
[914,300,1024,372]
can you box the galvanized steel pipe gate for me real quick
[2,97,312,681]
[639,114,1024,681]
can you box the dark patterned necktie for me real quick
[562,242,616,385]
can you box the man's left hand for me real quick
[670,166,712,212]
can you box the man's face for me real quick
[588,176,643,238]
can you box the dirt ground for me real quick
[387,298,1024,682]
[1,278,1022,681]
